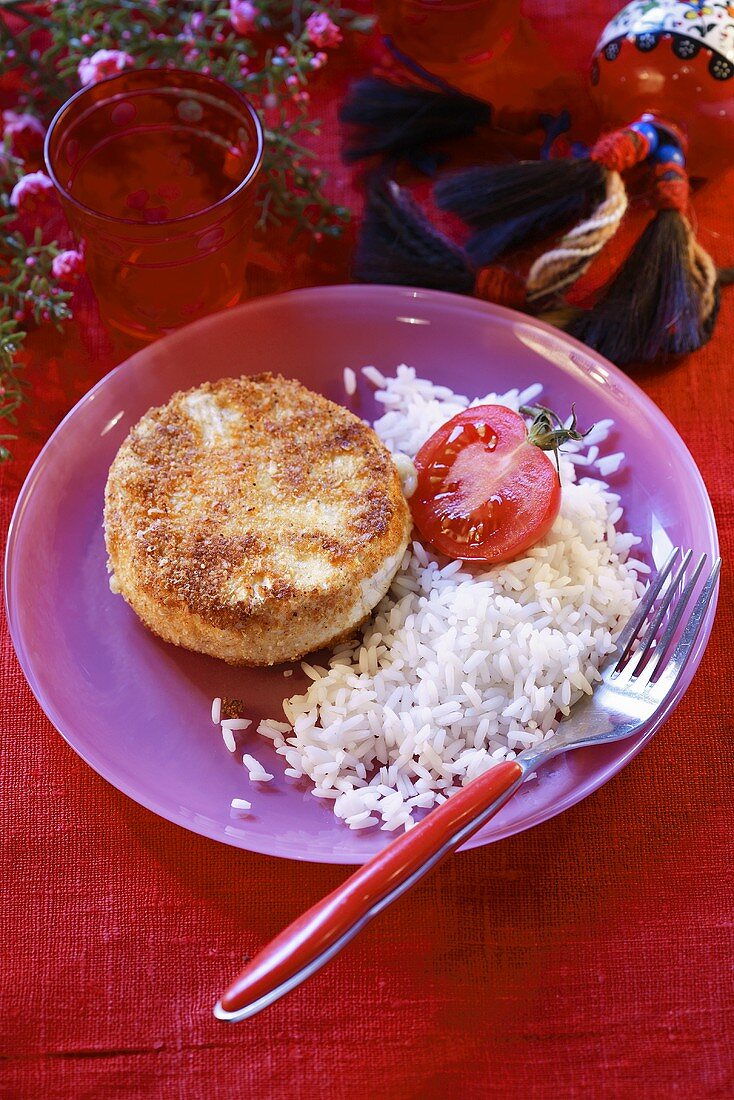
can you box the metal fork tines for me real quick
[613,547,721,695]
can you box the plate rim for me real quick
[4,284,721,864]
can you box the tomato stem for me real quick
[520,404,591,483]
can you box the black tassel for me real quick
[566,210,720,365]
[339,76,492,173]
[435,159,606,265]
[354,174,474,295]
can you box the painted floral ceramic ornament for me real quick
[592,0,734,177]
[347,1,733,365]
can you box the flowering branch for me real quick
[1,146,75,459]
[0,318,26,463]
[2,0,367,234]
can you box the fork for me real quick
[214,548,721,1022]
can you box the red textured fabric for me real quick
[3,5,734,1098]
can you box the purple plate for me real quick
[5,286,719,864]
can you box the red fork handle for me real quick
[214,758,525,1021]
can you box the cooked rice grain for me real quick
[343,367,357,395]
[242,753,275,783]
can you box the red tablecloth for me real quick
[3,5,733,1097]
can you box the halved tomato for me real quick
[410,404,576,563]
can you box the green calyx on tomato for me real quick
[520,403,589,479]
[410,403,590,564]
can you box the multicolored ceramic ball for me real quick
[591,1,734,175]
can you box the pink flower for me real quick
[78,49,134,87]
[52,249,85,287]
[10,171,55,216]
[230,0,258,35]
[305,12,342,49]
[2,110,45,162]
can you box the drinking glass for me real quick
[45,68,264,340]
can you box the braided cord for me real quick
[524,123,655,305]
[526,170,628,302]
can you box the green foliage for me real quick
[0,314,26,463]
[0,147,73,460]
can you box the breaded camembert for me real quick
[104,374,412,665]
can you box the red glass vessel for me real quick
[45,68,263,340]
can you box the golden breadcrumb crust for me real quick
[104,373,411,665]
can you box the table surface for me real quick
[2,4,733,1098]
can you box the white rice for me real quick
[221,718,252,731]
[231,797,252,812]
[240,364,647,831]
[221,727,237,753]
[343,366,357,395]
[362,364,387,388]
[242,753,274,783]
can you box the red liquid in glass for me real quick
[68,127,236,223]
[46,71,262,340]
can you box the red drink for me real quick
[45,69,263,340]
